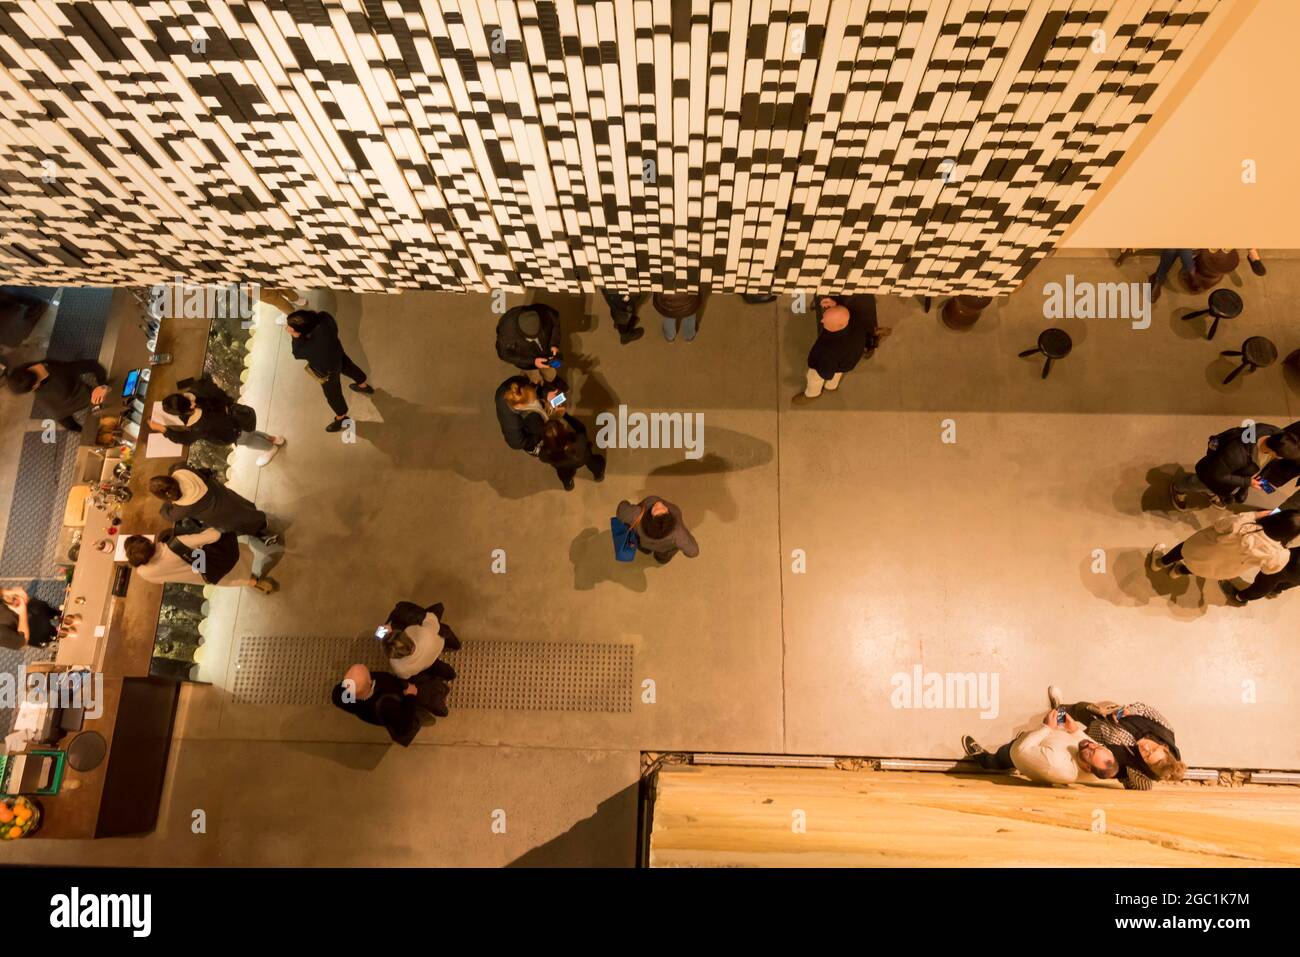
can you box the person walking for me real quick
[0,587,60,650]
[378,599,460,682]
[495,303,562,383]
[495,375,567,455]
[1171,421,1300,510]
[615,495,699,564]
[5,357,110,432]
[148,465,277,542]
[653,292,702,342]
[962,704,1120,785]
[149,376,284,467]
[1151,508,1300,588]
[539,416,606,491]
[330,664,448,747]
[1048,689,1185,790]
[123,526,282,593]
[286,309,374,432]
[792,295,883,405]
[1148,248,1196,304]
[600,289,645,344]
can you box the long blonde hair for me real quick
[382,629,416,660]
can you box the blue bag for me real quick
[610,507,645,562]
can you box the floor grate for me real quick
[230,636,634,712]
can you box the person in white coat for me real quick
[962,705,1120,785]
[378,600,460,682]
[1151,508,1300,587]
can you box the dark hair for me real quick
[1258,509,1300,545]
[148,476,182,501]
[382,629,416,660]
[5,365,39,395]
[124,535,157,567]
[641,508,676,540]
[286,309,326,334]
[539,418,575,463]
[161,392,193,419]
[1269,427,1300,461]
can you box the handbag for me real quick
[610,506,646,562]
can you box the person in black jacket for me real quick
[791,295,885,405]
[495,303,561,382]
[147,376,285,466]
[539,416,606,490]
[286,309,374,432]
[495,375,567,454]
[600,289,645,345]
[330,664,448,747]
[1226,546,1300,605]
[1171,421,1300,510]
[5,358,110,431]
[148,465,276,541]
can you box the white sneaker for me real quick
[1048,685,1062,709]
[255,438,284,467]
[1149,544,1168,571]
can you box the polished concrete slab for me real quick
[11,251,1300,865]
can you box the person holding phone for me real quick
[285,309,374,432]
[962,706,1119,785]
[495,375,568,455]
[615,496,699,565]
[495,303,562,383]
[1225,545,1300,605]
[1048,690,1185,789]
[377,599,461,682]
[1151,508,1300,588]
[149,377,285,467]
[330,664,447,747]
[4,357,111,432]
[1170,421,1300,510]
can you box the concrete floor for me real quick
[6,250,1300,866]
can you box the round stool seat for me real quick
[1208,289,1243,319]
[1038,328,1073,359]
[1242,336,1278,367]
[66,730,107,772]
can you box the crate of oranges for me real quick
[0,796,40,840]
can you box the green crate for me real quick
[0,750,65,797]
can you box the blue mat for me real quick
[0,431,79,579]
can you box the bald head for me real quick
[821,304,851,332]
[341,664,373,703]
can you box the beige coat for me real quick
[1181,512,1289,581]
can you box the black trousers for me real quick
[23,598,58,647]
[321,353,367,417]
[638,544,678,565]
[554,451,606,485]
[1237,573,1299,602]
[602,290,640,333]
[978,739,1017,771]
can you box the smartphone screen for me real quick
[121,369,141,398]
[549,392,566,409]
[374,625,389,640]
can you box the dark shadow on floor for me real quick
[506,780,639,867]
[569,526,653,592]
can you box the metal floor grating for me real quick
[230,635,634,712]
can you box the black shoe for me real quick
[654,551,672,564]
[438,623,462,650]
[961,735,986,758]
[1248,253,1267,277]
[619,327,645,344]
[561,476,575,491]
[428,602,445,618]
[325,417,351,433]
[348,382,374,394]
[1170,491,1188,512]
[1220,581,1247,606]
[430,659,457,681]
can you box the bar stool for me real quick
[1220,335,1277,385]
[1019,328,1072,379]
[1181,288,1242,341]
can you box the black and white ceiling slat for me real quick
[0,0,1217,294]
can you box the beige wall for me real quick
[650,765,1300,867]
[1062,0,1300,249]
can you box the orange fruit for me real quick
[0,806,12,824]
[13,807,30,823]
[6,826,20,839]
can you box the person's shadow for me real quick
[353,389,546,499]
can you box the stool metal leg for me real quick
[1223,360,1253,385]
[1018,347,1041,358]
[1042,356,1054,379]
[1183,308,1210,321]
[1207,315,1222,340]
